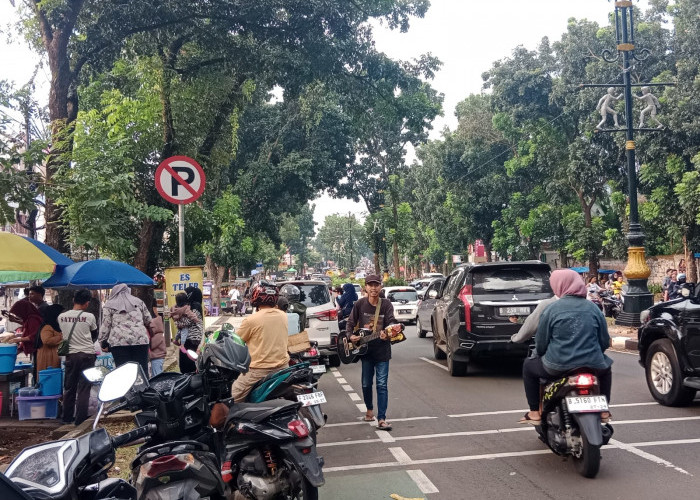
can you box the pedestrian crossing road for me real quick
[314,326,700,499]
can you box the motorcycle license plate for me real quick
[311,364,327,374]
[565,395,609,412]
[297,391,327,407]
[499,306,530,316]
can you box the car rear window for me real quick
[387,290,418,302]
[471,267,552,294]
[296,284,331,307]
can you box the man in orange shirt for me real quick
[231,281,289,402]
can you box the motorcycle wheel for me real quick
[573,429,601,478]
[288,464,319,500]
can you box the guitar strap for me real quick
[372,298,382,334]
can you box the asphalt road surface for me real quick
[315,324,700,499]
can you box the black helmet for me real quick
[199,334,250,375]
[279,284,301,304]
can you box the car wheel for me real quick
[645,338,696,406]
[446,339,467,377]
[417,317,426,338]
[328,354,341,368]
[433,332,446,360]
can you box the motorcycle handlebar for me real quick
[112,424,157,448]
[105,400,129,415]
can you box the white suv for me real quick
[384,286,419,324]
[277,280,340,364]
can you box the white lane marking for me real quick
[330,367,338,372]
[349,393,362,401]
[356,403,367,412]
[448,401,663,418]
[325,421,368,428]
[341,384,354,392]
[332,371,342,378]
[419,357,448,371]
[319,415,700,448]
[337,377,347,384]
[628,437,700,447]
[324,415,438,428]
[406,469,439,494]
[389,447,412,464]
[609,438,691,476]
[318,438,381,448]
[376,429,396,443]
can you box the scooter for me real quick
[3,363,155,500]
[533,370,613,478]
[599,290,622,319]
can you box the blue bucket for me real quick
[39,368,63,396]
[0,344,18,374]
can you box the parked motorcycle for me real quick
[533,370,613,478]
[3,363,154,500]
[599,290,622,319]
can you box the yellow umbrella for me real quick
[0,232,73,283]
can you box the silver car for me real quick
[277,280,340,362]
[416,277,445,338]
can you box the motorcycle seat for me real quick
[226,399,300,424]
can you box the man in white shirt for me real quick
[58,289,98,425]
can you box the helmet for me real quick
[199,334,250,375]
[678,273,687,283]
[250,280,278,307]
[279,284,301,304]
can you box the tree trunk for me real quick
[483,240,492,262]
[559,250,568,269]
[205,255,225,315]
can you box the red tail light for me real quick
[310,309,338,321]
[458,285,473,331]
[221,460,233,483]
[287,419,310,438]
[141,454,193,478]
[307,347,318,356]
[569,374,596,388]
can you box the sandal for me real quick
[518,412,541,425]
[377,420,392,431]
[362,415,375,421]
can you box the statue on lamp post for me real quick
[596,87,623,129]
[636,86,663,128]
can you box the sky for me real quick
[0,0,646,229]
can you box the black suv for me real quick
[431,261,553,376]
[638,283,700,406]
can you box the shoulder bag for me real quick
[57,311,83,356]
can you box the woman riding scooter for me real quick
[519,269,613,424]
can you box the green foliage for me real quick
[314,213,370,271]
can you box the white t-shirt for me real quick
[58,309,98,354]
[229,289,240,301]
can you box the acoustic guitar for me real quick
[336,324,406,364]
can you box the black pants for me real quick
[63,352,96,424]
[523,356,612,411]
[178,338,199,374]
[111,344,149,377]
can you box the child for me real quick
[148,308,166,377]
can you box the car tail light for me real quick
[287,419,309,438]
[458,285,473,331]
[569,374,596,388]
[141,454,194,478]
[310,309,338,321]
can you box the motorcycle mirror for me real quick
[682,287,691,298]
[82,366,109,384]
[98,362,140,403]
[186,349,198,361]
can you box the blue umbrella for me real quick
[42,259,155,290]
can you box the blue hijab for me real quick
[337,283,358,318]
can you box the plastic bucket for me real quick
[0,344,18,374]
[39,367,63,396]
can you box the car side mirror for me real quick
[428,289,438,299]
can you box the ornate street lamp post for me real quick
[582,1,673,326]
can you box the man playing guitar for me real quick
[347,274,402,431]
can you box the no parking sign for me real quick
[155,156,206,205]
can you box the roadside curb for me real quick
[612,336,638,351]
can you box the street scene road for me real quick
[316,325,700,499]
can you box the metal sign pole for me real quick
[178,204,185,266]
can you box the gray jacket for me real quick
[510,296,558,343]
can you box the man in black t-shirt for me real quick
[347,274,401,431]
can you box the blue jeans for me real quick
[150,358,164,377]
[361,358,389,421]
